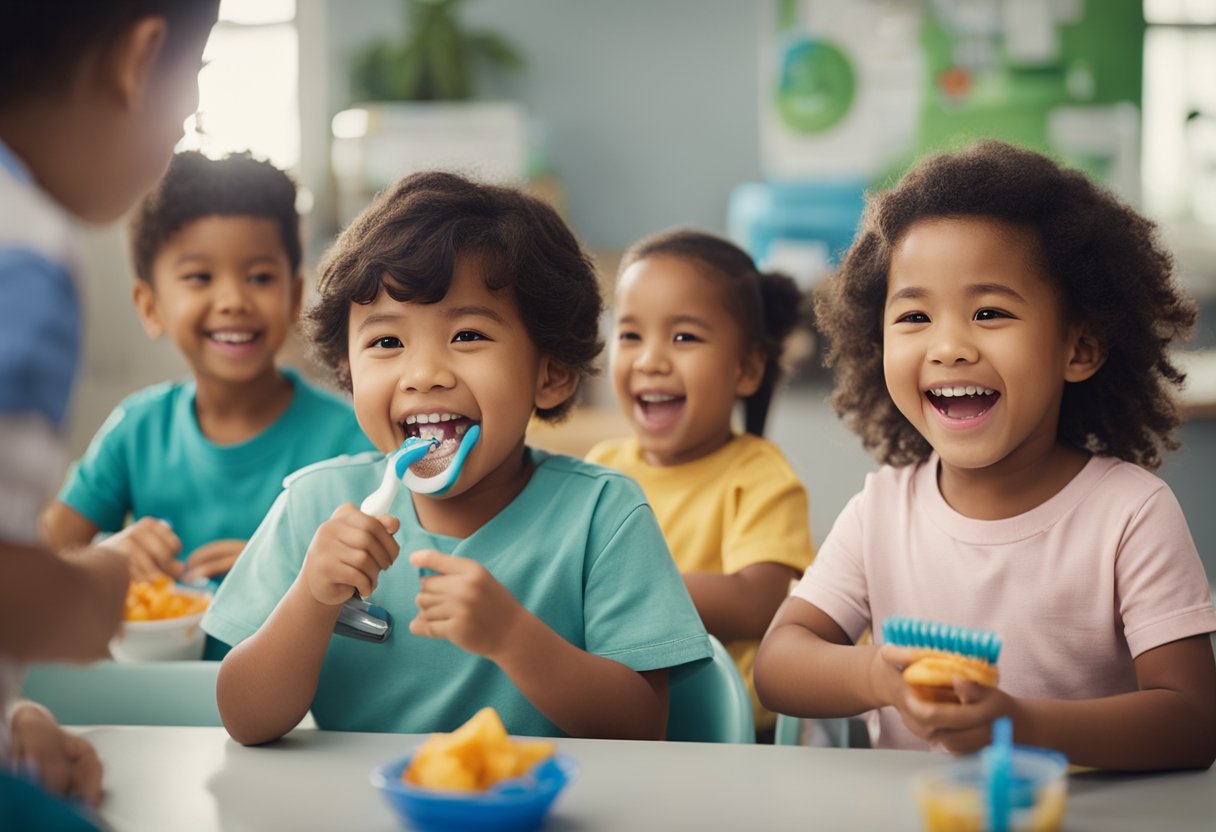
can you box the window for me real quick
[1143,0,1216,225]
[177,0,300,173]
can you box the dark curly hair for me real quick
[620,228,805,436]
[307,170,603,423]
[0,1,219,109]
[129,150,302,282]
[815,139,1196,470]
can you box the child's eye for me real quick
[452,330,486,343]
[974,308,1010,321]
[894,311,929,324]
[183,272,210,284]
[370,336,402,349]
[617,331,640,342]
[248,272,276,285]
[673,332,701,343]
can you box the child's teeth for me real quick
[212,331,254,343]
[405,412,462,425]
[930,386,995,397]
[455,423,467,436]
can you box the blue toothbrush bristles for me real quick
[881,616,1002,664]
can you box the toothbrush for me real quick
[881,616,1002,701]
[360,435,441,516]
[983,716,1014,832]
[403,423,481,495]
[334,426,482,640]
[334,436,439,643]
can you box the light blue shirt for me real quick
[203,449,712,736]
[58,368,373,570]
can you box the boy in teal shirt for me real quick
[204,171,711,740]
[41,152,371,609]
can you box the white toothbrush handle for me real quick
[360,463,399,516]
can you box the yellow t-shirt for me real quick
[587,433,814,730]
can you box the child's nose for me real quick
[927,322,979,365]
[397,348,456,392]
[215,277,251,313]
[636,342,671,374]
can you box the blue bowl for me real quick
[371,750,577,832]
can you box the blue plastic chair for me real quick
[20,660,222,727]
[666,635,755,743]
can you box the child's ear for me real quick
[534,357,579,412]
[108,16,168,111]
[734,346,766,398]
[131,280,164,339]
[1064,324,1107,383]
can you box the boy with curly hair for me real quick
[203,171,711,743]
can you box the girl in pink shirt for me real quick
[755,140,1216,770]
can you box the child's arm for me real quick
[41,502,184,582]
[6,700,104,807]
[215,505,400,745]
[755,595,903,718]
[38,501,98,553]
[0,541,128,661]
[683,563,799,642]
[410,550,667,740]
[759,598,1216,770]
[183,539,245,583]
[910,635,1216,770]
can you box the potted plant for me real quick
[331,0,529,225]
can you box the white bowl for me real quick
[111,590,211,662]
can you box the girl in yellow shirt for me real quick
[587,229,815,740]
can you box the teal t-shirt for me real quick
[202,448,712,737]
[58,367,374,569]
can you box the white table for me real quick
[77,725,1215,831]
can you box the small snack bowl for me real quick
[371,751,577,832]
[915,745,1068,832]
[110,580,211,662]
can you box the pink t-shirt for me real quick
[791,454,1216,751]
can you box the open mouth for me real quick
[634,392,684,431]
[402,412,477,476]
[207,329,262,349]
[926,385,1000,421]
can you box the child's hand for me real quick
[7,701,104,807]
[301,504,400,606]
[183,539,245,583]
[98,517,183,582]
[875,645,1013,754]
[409,550,527,659]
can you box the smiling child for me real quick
[202,171,711,743]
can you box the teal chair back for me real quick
[774,713,853,748]
[20,661,222,727]
[667,634,754,743]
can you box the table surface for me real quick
[75,725,1215,832]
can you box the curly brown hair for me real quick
[130,150,302,283]
[815,140,1196,469]
[619,228,805,436]
[307,170,603,422]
